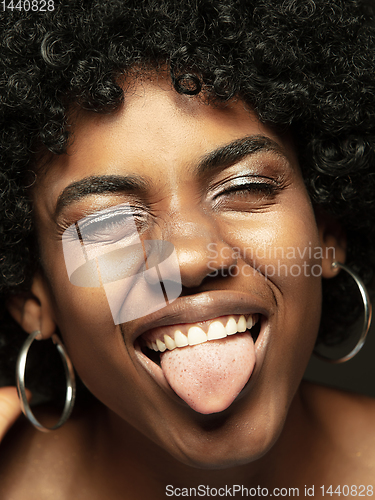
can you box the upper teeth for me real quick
[145,314,258,352]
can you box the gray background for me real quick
[304,311,375,397]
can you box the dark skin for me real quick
[1,74,375,499]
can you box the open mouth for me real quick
[139,314,261,367]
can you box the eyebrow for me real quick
[54,175,151,219]
[54,134,288,219]
[196,135,288,176]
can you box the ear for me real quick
[315,209,346,279]
[6,271,56,340]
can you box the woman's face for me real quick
[32,75,330,468]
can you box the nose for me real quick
[164,210,237,289]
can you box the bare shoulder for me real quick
[301,381,375,479]
[302,380,375,424]
[0,405,95,500]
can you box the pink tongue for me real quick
[160,332,255,414]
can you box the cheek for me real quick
[222,197,322,295]
[222,199,322,370]
[252,210,322,295]
[50,279,153,426]
[46,259,127,392]
[51,278,116,368]
[48,253,113,332]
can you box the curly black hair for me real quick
[1,0,375,401]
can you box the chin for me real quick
[151,398,285,471]
[167,433,277,470]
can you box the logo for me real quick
[62,203,182,324]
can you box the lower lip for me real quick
[133,315,269,412]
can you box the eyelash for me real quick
[222,182,279,196]
[212,177,283,202]
[80,216,139,242]
[57,206,148,241]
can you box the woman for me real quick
[1,0,375,497]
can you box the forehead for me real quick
[34,75,298,207]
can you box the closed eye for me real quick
[211,177,285,211]
[79,212,141,244]
[219,182,280,197]
[60,203,149,246]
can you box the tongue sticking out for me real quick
[160,332,256,414]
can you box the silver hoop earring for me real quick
[16,331,76,432]
[314,262,372,364]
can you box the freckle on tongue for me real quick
[160,332,255,414]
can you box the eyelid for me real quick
[78,205,142,230]
[55,202,147,236]
[208,173,283,199]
